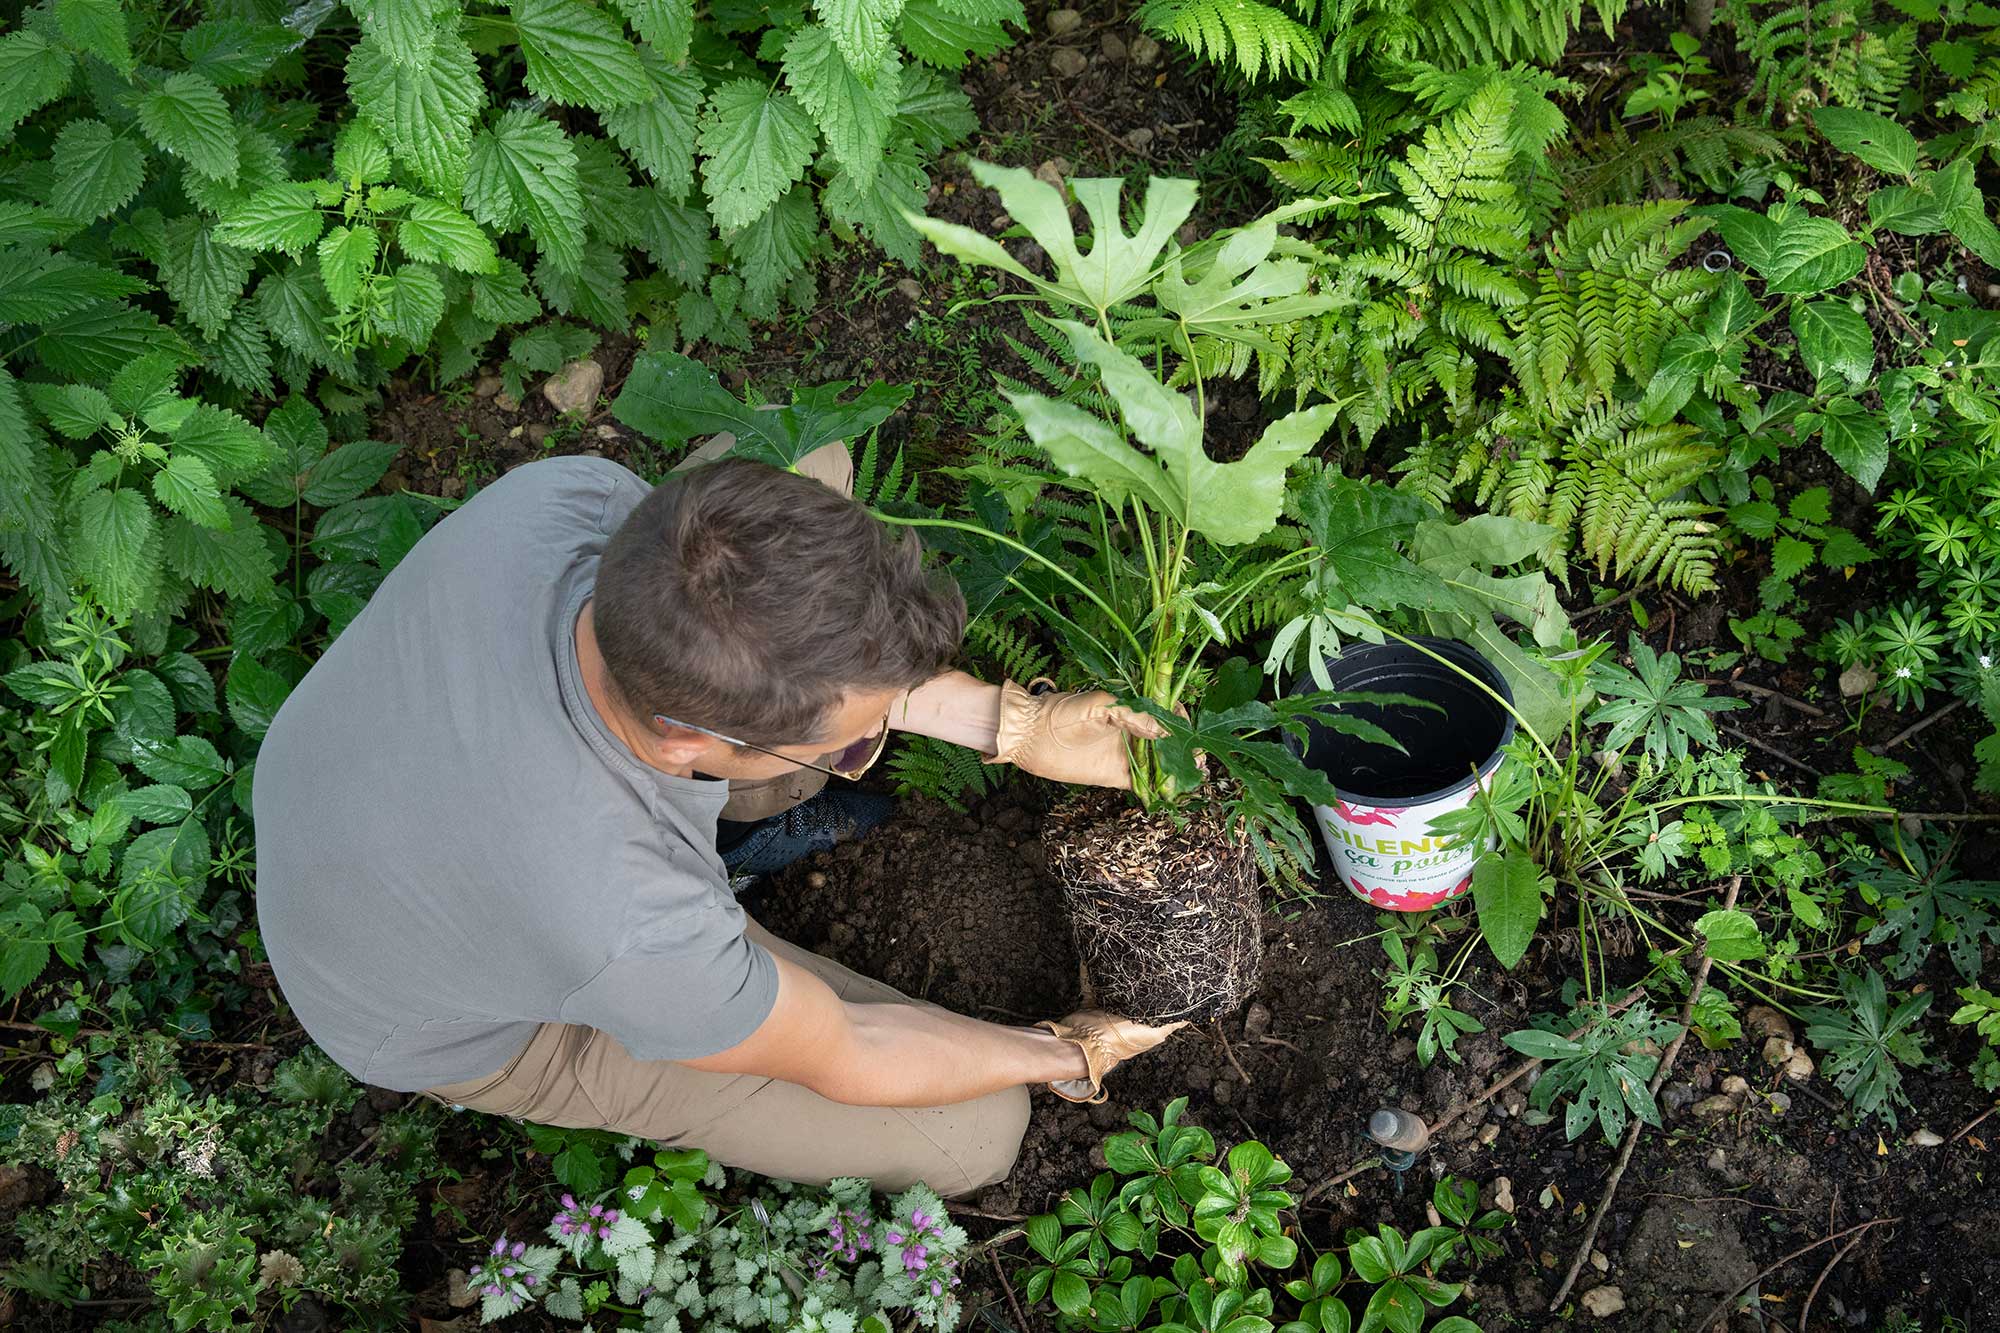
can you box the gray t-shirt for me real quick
[254,457,778,1091]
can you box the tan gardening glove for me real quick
[991,678,1169,790]
[1039,1011,1189,1103]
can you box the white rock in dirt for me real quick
[1050,46,1088,77]
[1580,1286,1626,1318]
[1488,1176,1515,1214]
[1477,1122,1500,1146]
[1130,33,1162,65]
[1907,1127,1945,1147]
[542,357,604,415]
[1783,1047,1815,1082]
[1762,1035,1796,1066]
[1720,1074,1751,1099]
[1589,1249,1609,1273]
[1705,1147,1728,1170]
[1839,663,1878,697]
[474,374,503,399]
[1693,1094,1740,1118]
[1100,31,1127,61]
[595,423,619,440]
[1046,7,1082,33]
[896,277,924,302]
[495,389,521,413]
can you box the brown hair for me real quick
[593,457,965,745]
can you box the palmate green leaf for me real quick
[613,349,909,466]
[138,73,240,184]
[160,218,254,339]
[909,160,1196,315]
[48,119,146,223]
[396,197,498,272]
[825,139,926,265]
[466,110,584,274]
[215,181,327,253]
[603,49,704,199]
[0,32,75,139]
[57,0,134,77]
[816,0,904,73]
[613,0,694,62]
[153,453,229,529]
[77,487,160,616]
[318,223,378,311]
[1791,300,1873,386]
[1289,471,1443,611]
[697,80,818,232]
[1017,319,1334,545]
[784,25,901,188]
[511,0,653,110]
[348,25,485,197]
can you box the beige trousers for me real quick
[676,432,857,823]
[423,920,1031,1196]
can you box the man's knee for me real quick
[946,1084,1031,1197]
[796,440,854,497]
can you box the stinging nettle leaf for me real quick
[216,181,328,253]
[614,0,694,62]
[318,223,379,312]
[348,26,485,198]
[783,25,901,188]
[511,0,653,111]
[48,119,146,224]
[466,110,585,275]
[603,51,704,200]
[57,0,135,78]
[815,0,905,74]
[697,80,818,232]
[396,197,499,272]
[138,72,240,184]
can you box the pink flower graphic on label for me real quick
[1345,872,1476,912]
[1334,800,1402,827]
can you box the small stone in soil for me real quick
[1126,127,1154,152]
[895,277,923,302]
[1907,1127,1945,1147]
[542,357,604,415]
[447,1270,476,1308]
[495,391,521,413]
[1719,1074,1750,1099]
[475,375,502,398]
[1100,32,1126,61]
[1589,1249,1609,1273]
[1050,47,1087,76]
[1477,1123,1500,1146]
[527,422,550,446]
[1486,1176,1515,1214]
[596,423,619,439]
[1705,1147,1728,1170]
[1762,1035,1795,1066]
[1046,6,1081,33]
[1744,1004,1793,1042]
[1580,1286,1625,1318]
[1130,33,1161,64]
[1035,158,1071,192]
[1243,1002,1271,1041]
[1783,1048,1815,1081]
[807,871,827,889]
[1693,1094,1739,1118]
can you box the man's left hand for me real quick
[991,678,1168,789]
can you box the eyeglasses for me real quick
[653,712,890,781]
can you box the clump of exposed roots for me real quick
[1044,789,1263,1023]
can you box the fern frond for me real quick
[1137,0,1322,81]
[885,736,1004,813]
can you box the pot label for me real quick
[1311,787,1488,911]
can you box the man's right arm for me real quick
[678,952,1090,1107]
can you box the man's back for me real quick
[254,457,775,1091]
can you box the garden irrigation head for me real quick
[1366,1109,1432,1174]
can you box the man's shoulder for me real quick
[459,456,648,527]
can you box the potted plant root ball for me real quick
[890,165,1416,1021]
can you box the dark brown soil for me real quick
[744,780,1999,1330]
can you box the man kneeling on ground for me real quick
[253,441,1183,1197]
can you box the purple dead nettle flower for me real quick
[469,1236,543,1314]
[553,1194,621,1242]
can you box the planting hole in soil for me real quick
[1291,637,1515,911]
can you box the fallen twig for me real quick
[1295,991,1645,1209]
[1549,875,1742,1311]
[1691,1217,1899,1332]
[1256,1035,1307,1055]
[988,1246,1032,1333]
[1871,698,1965,754]
[1797,1233,1865,1333]
[1718,724,1823,777]
[1214,1021,1254,1087]
[952,1205,1030,1222]
[1948,1104,1998,1144]
[1697,680,1829,719]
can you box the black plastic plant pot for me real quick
[1287,636,1515,911]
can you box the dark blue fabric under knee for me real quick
[717,789,896,877]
